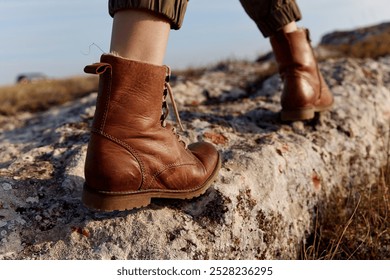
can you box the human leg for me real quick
[82,0,221,211]
[240,0,333,121]
[109,9,170,65]
[108,0,188,64]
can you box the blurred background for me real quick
[0,0,389,85]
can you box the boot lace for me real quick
[161,67,188,148]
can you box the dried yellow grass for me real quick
[301,149,390,260]
[0,76,98,116]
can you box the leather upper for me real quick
[270,29,334,111]
[84,55,220,194]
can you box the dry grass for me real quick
[0,76,98,116]
[301,161,390,260]
[174,66,209,80]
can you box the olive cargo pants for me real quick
[108,0,302,37]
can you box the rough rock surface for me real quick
[1,52,389,259]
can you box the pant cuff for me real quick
[257,2,302,37]
[108,0,188,30]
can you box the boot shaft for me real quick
[85,55,167,135]
[270,28,317,76]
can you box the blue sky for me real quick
[0,0,389,85]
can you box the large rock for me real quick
[0,54,389,259]
[318,22,390,59]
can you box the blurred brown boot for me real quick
[270,28,334,121]
[82,54,221,211]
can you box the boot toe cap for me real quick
[188,141,221,173]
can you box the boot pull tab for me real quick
[84,62,111,75]
[165,66,171,83]
[305,28,312,43]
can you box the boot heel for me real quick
[82,185,151,212]
[281,108,315,121]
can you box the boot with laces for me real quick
[82,54,221,211]
[270,28,334,121]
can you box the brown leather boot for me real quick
[270,28,334,121]
[82,54,221,211]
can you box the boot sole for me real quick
[281,103,333,121]
[82,154,222,212]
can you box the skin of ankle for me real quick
[280,21,298,33]
[109,10,171,65]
